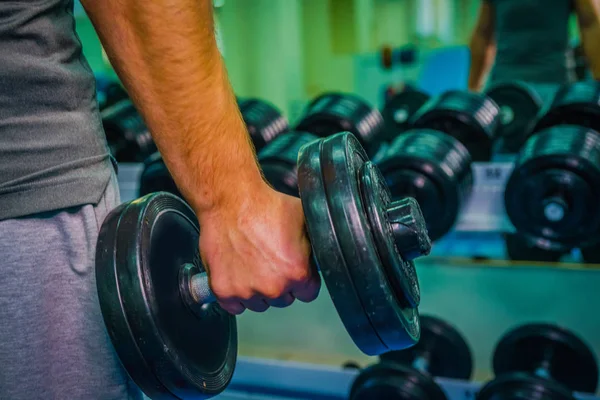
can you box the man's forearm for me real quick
[468,36,495,91]
[580,24,600,79]
[575,0,600,80]
[81,0,263,215]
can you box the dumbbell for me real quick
[503,81,600,260]
[96,77,130,111]
[96,131,432,400]
[477,323,598,400]
[102,99,157,163]
[101,82,129,111]
[259,92,389,197]
[573,43,590,82]
[258,131,318,197]
[138,97,289,197]
[349,315,473,400]
[237,97,289,152]
[380,45,418,70]
[376,90,501,241]
[485,81,543,153]
[581,245,600,264]
[503,233,565,263]
[381,88,431,140]
[295,92,387,156]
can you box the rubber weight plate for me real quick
[533,80,600,135]
[238,98,289,152]
[298,132,428,355]
[381,90,430,140]
[101,99,156,162]
[503,233,565,263]
[350,362,447,400]
[581,245,600,264]
[504,125,600,250]
[138,152,182,198]
[377,129,473,242]
[380,315,473,380]
[99,82,129,111]
[493,323,598,393]
[411,90,501,161]
[258,131,319,197]
[486,81,542,153]
[96,193,236,399]
[477,372,576,400]
[295,92,386,155]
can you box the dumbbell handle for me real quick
[188,270,216,304]
[182,197,432,306]
[411,354,430,372]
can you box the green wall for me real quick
[75,0,579,120]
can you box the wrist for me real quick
[191,164,268,223]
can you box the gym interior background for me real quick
[78,0,600,398]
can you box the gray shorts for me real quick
[0,172,143,400]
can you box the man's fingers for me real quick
[219,301,246,315]
[267,293,296,308]
[242,298,270,313]
[292,275,321,303]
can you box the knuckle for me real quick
[210,281,235,302]
[260,281,286,300]
[288,265,312,284]
[211,280,254,303]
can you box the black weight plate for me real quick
[533,80,600,135]
[101,99,156,162]
[380,315,473,380]
[411,90,501,161]
[360,165,423,308]
[298,132,420,356]
[504,126,600,250]
[350,362,448,400]
[581,245,600,264]
[477,372,576,400]
[258,131,318,197]
[100,82,129,111]
[238,98,289,152]
[297,134,385,356]
[382,90,430,140]
[503,233,565,262]
[296,92,386,154]
[377,129,473,242]
[138,152,181,198]
[493,323,598,393]
[96,193,237,399]
[486,81,542,153]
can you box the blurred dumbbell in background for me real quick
[376,90,502,241]
[138,97,290,197]
[381,87,431,139]
[503,80,600,262]
[295,92,387,156]
[477,323,598,400]
[259,92,387,197]
[485,81,543,154]
[96,76,129,111]
[349,315,473,400]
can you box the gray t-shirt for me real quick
[488,0,577,85]
[0,0,113,221]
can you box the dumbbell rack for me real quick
[211,357,599,400]
[117,160,517,261]
[117,161,515,232]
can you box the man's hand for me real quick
[198,187,321,315]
